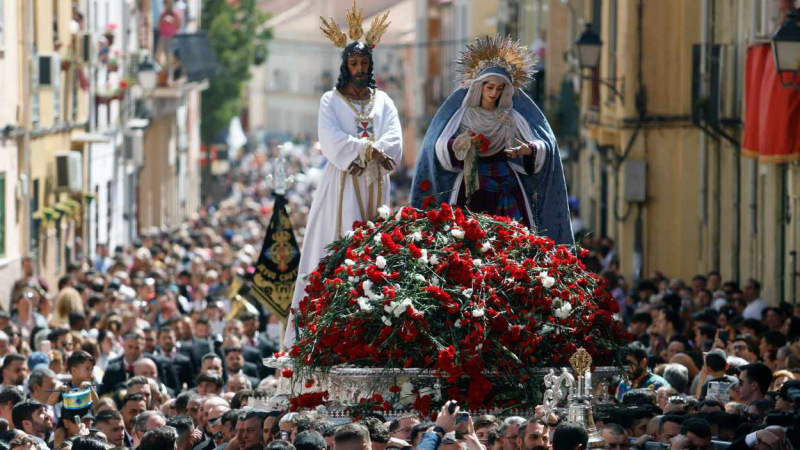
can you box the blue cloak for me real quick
[409,84,574,246]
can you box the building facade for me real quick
[566,0,800,304]
[2,0,213,305]
[0,0,22,304]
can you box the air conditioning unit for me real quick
[38,53,59,87]
[123,130,144,167]
[55,151,83,192]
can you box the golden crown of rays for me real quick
[320,0,391,49]
[455,35,537,89]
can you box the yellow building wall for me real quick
[575,0,707,283]
[471,0,499,38]
[26,0,90,284]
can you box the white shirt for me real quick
[743,298,766,320]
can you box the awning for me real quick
[173,32,218,83]
[742,44,800,163]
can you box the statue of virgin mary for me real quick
[410,36,573,245]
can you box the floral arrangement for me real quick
[471,132,491,154]
[284,203,630,413]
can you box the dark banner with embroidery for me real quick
[250,195,300,322]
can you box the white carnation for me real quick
[381,316,392,326]
[472,308,485,318]
[418,249,429,264]
[363,280,384,301]
[413,274,426,282]
[344,259,356,266]
[376,255,387,269]
[451,229,465,240]
[357,297,373,311]
[463,288,473,298]
[540,272,556,289]
[411,231,423,242]
[429,254,440,265]
[378,205,391,220]
[367,221,376,229]
[454,319,462,328]
[374,234,382,244]
[480,242,491,253]
[473,259,483,267]
[555,302,573,320]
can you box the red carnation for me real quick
[420,180,432,192]
[422,195,436,209]
[281,369,294,378]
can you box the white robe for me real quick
[284,89,403,348]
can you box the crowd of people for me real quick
[0,139,797,450]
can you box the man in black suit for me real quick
[220,329,263,378]
[178,318,217,370]
[222,346,260,388]
[241,312,279,358]
[156,326,195,389]
[101,332,144,395]
[102,331,180,396]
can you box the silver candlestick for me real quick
[266,144,296,196]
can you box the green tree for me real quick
[201,0,271,143]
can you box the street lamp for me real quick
[772,9,800,90]
[575,23,602,71]
[137,56,161,92]
[574,23,625,102]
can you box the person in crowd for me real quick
[551,423,587,450]
[132,411,167,448]
[616,344,671,400]
[11,400,52,449]
[736,363,772,405]
[140,426,178,450]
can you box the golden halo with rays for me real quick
[455,35,537,90]
[319,0,391,49]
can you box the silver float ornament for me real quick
[266,144,296,196]
[567,348,605,449]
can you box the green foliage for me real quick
[201,0,272,143]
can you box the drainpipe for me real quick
[699,0,709,261]
[19,0,34,258]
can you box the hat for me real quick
[28,352,50,371]
[63,388,93,410]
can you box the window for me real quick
[31,179,40,252]
[0,173,5,257]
